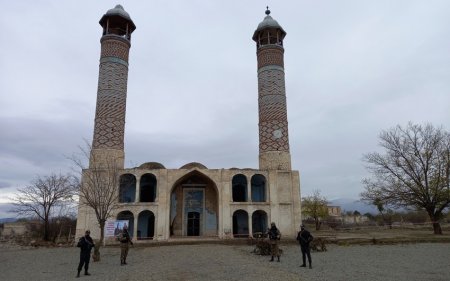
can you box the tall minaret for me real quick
[90,5,136,168]
[253,8,291,170]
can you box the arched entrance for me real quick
[137,210,155,240]
[170,171,218,237]
[117,210,134,237]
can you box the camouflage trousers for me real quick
[270,240,280,257]
[120,243,129,262]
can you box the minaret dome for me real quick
[252,7,286,48]
[99,4,136,40]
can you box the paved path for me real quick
[0,243,449,281]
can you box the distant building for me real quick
[1,221,39,238]
[342,214,369,224]
[76,6,302,242]
[327,206,342,219]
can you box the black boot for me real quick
[277,256,280,262]
[85,271,91,276]
[270,256,274,262]
[123,259,127,265]
[76,270,80,278]
[300,264,306,267]
[309,264,312,269]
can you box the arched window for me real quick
[232,210,249,238]
[137,210,155,240]
[140,173,157,202]
[251,174,266,202]
[252,210,268,235]
[117,210,134,237]
[119,174,136,203]
[232,174,247,202]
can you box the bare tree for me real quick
[70,143,122,261]
[11,173,77,241]
[302,190,329,230]
[361,123,450,234]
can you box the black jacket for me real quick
[296,229,313,246]
[77,235,94,253]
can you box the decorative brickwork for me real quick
[259,121,289,151]
[92,60,129,150]
[91,36,131,169]
[257,47,284,68]
[256,45,291,170]
[258,69,285,98]
[258,68,289,152]
[100,37,130,62]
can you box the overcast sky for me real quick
[1,1,449,218]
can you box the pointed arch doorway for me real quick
[170,171,219,237]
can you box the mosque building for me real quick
[76,5,302,241]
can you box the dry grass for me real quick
[310,223,450,245]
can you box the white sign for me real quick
[105,220,129,237]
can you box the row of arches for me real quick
[117,210,155,240]
[116,209,269,239]
[232,174,266,202]
[119,173,268,204]
[233,210,268,238]
[119,173,157,203]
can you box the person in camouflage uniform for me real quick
[118,225,133,265]
[267,222,281,262]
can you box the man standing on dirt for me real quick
[76,230,94,277]
[297,224,313,269]
[267,222,281,262]
[119,225,133,265]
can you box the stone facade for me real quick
[76,166,301,241]
[76,6,302,242]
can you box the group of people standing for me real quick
[268,222,314,269]
[76,225,133,277]
[77,223,314,277]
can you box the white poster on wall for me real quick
[105,220,129,237]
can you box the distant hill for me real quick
[329,198,378,215]
[0,218,17,224]
[0,203,15,221]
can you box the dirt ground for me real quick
[1,227,449,281]
[312,225,450,244]
[1,242,449,281]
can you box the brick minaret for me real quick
[90,5,136,168]
[253,8,291,170]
